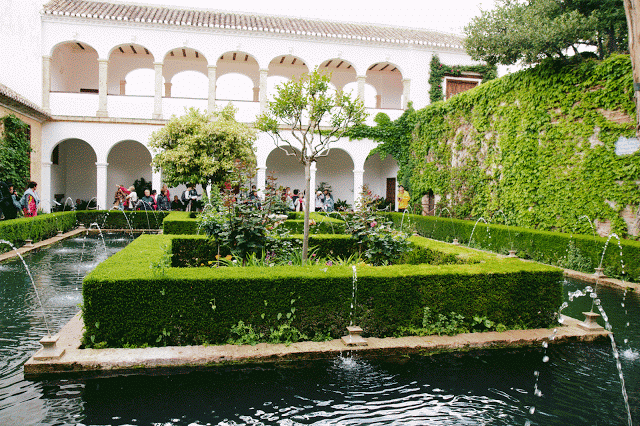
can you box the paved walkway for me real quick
[24,312,609,379]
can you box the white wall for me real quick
[0,0,43,105]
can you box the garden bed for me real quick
[82,233,562,348]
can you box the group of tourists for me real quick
[112,183,202,212]
[0,181,40,220]
[280,187,335,212]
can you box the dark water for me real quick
[0,236,638,426]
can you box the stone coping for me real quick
[0,228,160,263]
[24,312,610,379]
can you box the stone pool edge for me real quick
[24,312,610,379]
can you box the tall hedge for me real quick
[0,212,76,251]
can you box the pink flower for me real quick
[370,221,377,228]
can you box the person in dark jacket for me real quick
[157,188,171,211]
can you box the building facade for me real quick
[2,0,482,211]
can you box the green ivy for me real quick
[355,55,638,238]
[428,54,498,103]
[0,115,32,191]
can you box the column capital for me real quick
[357,75,367,81]
[259,68,269,74]
[402,78,411,84]
[207,64,217,70]
[98,58,109,64]
[42,55,51,61]
[353,169,365,174]
[95,162,109,167]
[41,161,53,167]
[153,61,163,67]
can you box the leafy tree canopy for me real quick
[463,0,627,65]
[149,105,256,187]
[256,69,367,260]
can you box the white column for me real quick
[207,65,217,113]
[152,169,162,193]
[42,56,51,114]
[256,166,267,197]
[357,75,366,103]
[41,161,52,213]
[309,163,317,210]
[402,78,411,109]
[353,168,364,208]
[97,59,108,117]
[259,68,269,113]
[153,62,163,119]
[96,162,109,210]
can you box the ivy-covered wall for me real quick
[359,55,639,238]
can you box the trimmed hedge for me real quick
[163,211,200,235]
[76,210,169,230]
[385,212,640,282]
[0,212,77,251]
[171,234,359,267]
[82,233,562,347]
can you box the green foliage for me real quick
[375,55,636,244]
[256,68,367,260]
[557,240,593,272]
[428,55,498,103]
[0,115,32,191]
[163,211,198,234]
[76,210,169,230]
[81,233,562,348]
[464,0,598,65]
[0,212,76,251]
[149,106,256,187]
[396,307,506,337]
[385,212,640,282]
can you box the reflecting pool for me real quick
[0,234,637,425]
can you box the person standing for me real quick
[397,185,410,213]
[157,188,171,211]
[0,181,19,219]
[315,191,325,212]
[20,181,40,217]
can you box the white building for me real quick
[1,0,481,211]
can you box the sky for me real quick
[134,0,498,35]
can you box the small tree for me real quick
[256,70,367,260]
[149,105,256,188]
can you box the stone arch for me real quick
[170,70,208,99]
[216,51,260,102]
[363,153,399,205]
[318,58,357,91]
[50,41,99,93]
[106,140,153,196]
[267,54,309,79]
[216,73,254,102]
[366,62,404,109]
[343,81,377,108]
[49,138,97,204]
[265,146,305,195]
[163,47,209,87]
[316,148,355,205]
[108,43,155,95]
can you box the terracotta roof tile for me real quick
[41,0,465,49]
[0,83,51,121]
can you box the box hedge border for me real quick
[82,234,562,348]
[0,212,77,251]
[384,212,640,282]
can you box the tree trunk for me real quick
[302,161,311,261]
[624,0,640,137]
